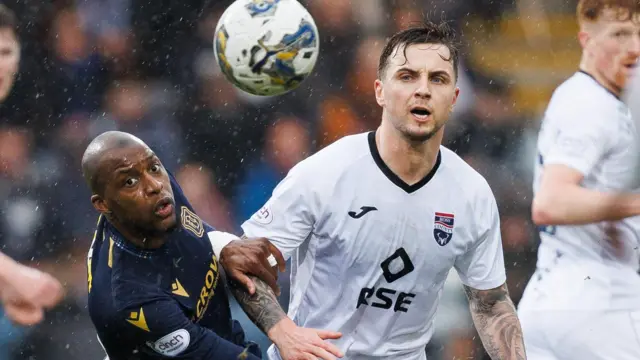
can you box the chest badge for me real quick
[434,212,454,246]
[181,206,204,237]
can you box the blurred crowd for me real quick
[0,0,581,359]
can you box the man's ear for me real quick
[375,79,385,107]
[91,194,109,214]
[578,30,591,50]
[451,87,460,112]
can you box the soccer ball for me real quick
[213,0,320,96]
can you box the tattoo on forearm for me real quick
[463,284,526,360]
[229,235,286,335]
[230,275,286,335]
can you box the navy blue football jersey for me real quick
[87,174,261,360]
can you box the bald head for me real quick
[82,131,149,195]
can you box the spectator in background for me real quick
[233,116,311,225]
[175,163,236,233]
[0,5,65,359]
[47,6,108,117]
[314,36,384,149]
[90,78,185,170]
[180,67,272,198]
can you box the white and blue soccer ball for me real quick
[213,0,320,96]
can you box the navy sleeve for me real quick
[117,296,261,359]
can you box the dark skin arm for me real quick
[463,283,526,360]
[219,237,286,296]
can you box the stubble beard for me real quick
[399,118,445,144]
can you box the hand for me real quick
[220,237,286,296]
[268,318,344,360]
[0,262,64,325]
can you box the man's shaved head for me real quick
[82,131,148,195]
[82,130,177,244]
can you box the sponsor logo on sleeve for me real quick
[253,204,273,225]
[146,329,190,357]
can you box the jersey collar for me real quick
[578,70,622,101]
[107,220,170,259]
[368,130,441,194]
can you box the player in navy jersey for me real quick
[83,131,287,359]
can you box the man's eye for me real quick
[125,178,138,187]
[151,164,161,172]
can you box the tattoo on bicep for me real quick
[463,284,526,360]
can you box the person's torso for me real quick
[531,72,640,310]
[274,133,493,358]
[87,178,236,359]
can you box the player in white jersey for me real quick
[518,1,640,359]
[627,64,640,117]
[214,21,526,360]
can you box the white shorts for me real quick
[518,268,640,360]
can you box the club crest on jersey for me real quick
[433,212,454,246]
[181,206,204,237]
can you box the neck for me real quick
[376,122,442,186]
[579,56,621,97]
[108,216,166,250]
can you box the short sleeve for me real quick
[241,163,318,260]
[542,96,615,176]
[454,188,506,290]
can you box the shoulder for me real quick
[286,132,372,186]
[437,147,497,230]
[109,249,171,312]
[439,147,494,199]
[296,132,370,171]
[546,72,621,124]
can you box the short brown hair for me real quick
[0,4,17,35]
[377,21,459,81]
[577,0,640,25]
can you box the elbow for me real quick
[531,197,557,226]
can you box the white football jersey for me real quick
[242,132,506,360]
[626,72,640,121]
[532,71,640,310]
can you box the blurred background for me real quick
[0,0,585,359]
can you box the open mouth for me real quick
[410,107,432,120]
[154,197,174,218]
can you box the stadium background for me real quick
[0,0,582,359]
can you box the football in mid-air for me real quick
[213,0,320,96]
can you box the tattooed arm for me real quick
[229,273,287,335]
[228,236,344,360]
[463,283,526,360]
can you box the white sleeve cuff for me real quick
[207,231,238,259]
